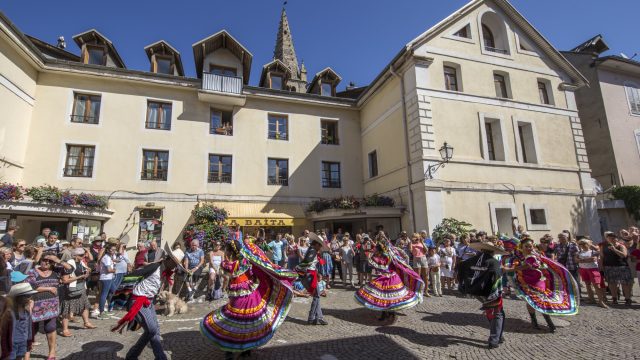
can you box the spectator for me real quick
[144,240,165,265]
[419,230,435,248]
[15,246,36,275]
[554,232,580,296]
[340,237,355,288]
[602,232,633,305]
[109,240,130,312]
[297,237,309,262]
[207,241,225,301]
[42,232,62,258]
[183,239,205,302]
[329,234,342,286]
[427,246,442,297]
[286,235,299,269]
[0,248,13,271]
[575,238,607,308]
[134,242,148,269]
[1,226,17,248]
[538,236,555,259]
[411,233,430,297]
[1,283,37,360]
[268,234,285,267]
[456,234,477,262]
[630,233,640,288]
[97,244,116,320]
[60,248,95,336]
[35,228,51,244]
[0,257,10,295]
[26,252,72,359]
[439,237,456,291]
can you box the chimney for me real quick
[57,36,66,49]
[346,81,356,91]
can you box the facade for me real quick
[563,36,639,232]
[0,0,601,246]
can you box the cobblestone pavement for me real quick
[39,284,640,360]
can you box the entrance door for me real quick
[40,221,69,238]
[494,209,513,235]
[333,222,353,235]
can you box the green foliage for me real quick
[612,186,640,221]
[185,204,231,251]
[364,194,395,207]
[307,195,395,213]
[431,218,473,244]
[22,185,107,209]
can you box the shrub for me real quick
[612,185,640,221]
[432,218,473,244]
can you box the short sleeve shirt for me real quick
[99,255,114,280]
[185,248,204,269]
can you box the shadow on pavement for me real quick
[418,311,538,334]
[376,326,487,349]
[62,341,124,359]
[322,307,388,327]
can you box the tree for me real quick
[431,218,473,244]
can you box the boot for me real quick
[542,315,556,333]
[529,312,540,329]
[378,311,388,321]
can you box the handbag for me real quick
[67,280,85,298]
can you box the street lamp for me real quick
[425,142,454,180]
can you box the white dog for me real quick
[157,290,188,317]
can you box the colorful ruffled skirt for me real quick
[512,257,579,315]
[200,266,293,352]
[355,271,421,311]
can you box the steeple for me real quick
[274,7,300,80]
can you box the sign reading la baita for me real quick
[224,218,294,227]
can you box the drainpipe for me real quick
[390,64,417,233]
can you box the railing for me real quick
[321,136,339,145]
[268,132,288,140]
[485,46,508,55]
[322,179,341,188]
[268,178,288,186]
[202,72,243,95]
[141,170,168,181]
[70,114,99,124]
[208,173,232,184]
[63,167,93,177]
[210,126,233,136]
[145,120,171,130]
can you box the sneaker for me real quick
[105,311,116,316]
[90,309,100,318]
[316,319,329,325]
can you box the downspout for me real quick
[390,64,417,233]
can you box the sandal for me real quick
[83,323,97,329]
[60,331,72,337]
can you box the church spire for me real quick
[274,6,300,80]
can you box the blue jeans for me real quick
[108,273,125,311]
[126,303,167,360]
[99,279,113,313]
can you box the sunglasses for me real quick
[17,244,26,247]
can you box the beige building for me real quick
[0,0,601,246]
[563,36,639,232]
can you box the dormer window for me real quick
[321,82,334,97]
[154,55,174,75]
[480,12,510,55]
[210,65,237,77]
[270,74,283,90]
[85,44,106,65]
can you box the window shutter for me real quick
[626,85,640,115]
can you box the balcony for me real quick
[208,173,232,184]
[141,169,168,181]
[268,178,288,186]
[70,115,99,124]
[198,72,246,106]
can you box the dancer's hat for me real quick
[469,241,508,255]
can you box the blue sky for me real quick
[2,1,639,89]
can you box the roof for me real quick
[570,34,610,55]
[144,40,185,76]
[358,0,588,105]
[259,59,293,87]
[72,29,126,68]
[25,34,80,62]
[192,30,253,84]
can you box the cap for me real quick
[10,271,28,283]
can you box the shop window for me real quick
[70,220,101,241]
[268,158,288,186]
[64,144,95,177]
[368,150,378,178]
[139,208,163,245]
[268,114,288,140]
[210,109,233,135]
[71,93,101,124]
[322,161,341,188]
[146,101,172,130]
[208,154,232,183]
[141,150,169,181]
[321,120,339,145]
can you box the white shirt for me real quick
[133,267,161,298]
[99,255,114,280]
[578,250,599,269]
[427,254,441,267]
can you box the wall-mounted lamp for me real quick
[425,142,454,180]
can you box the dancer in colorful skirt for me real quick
[112,246,184,360]
[457,241,507,349]
[296,233,329,325]
[512,237,579,333]
[355,235,424,321]
[200,236,298,359]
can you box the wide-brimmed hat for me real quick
[307,233,329,251]
[7,283,38,297]
[470,241,508,255]
[163,243,184,265]
[107,237,120,245]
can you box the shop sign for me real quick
[225,218,295,227]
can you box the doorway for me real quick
[494,209,513,235]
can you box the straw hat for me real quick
[107,237,120,245]
[163,243,184,265]
[308,232,329,251]
[7,283,38,298]
[469,241,508,255]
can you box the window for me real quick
[268,114,288,140]
[538,81,550,104]
[139,208,163,245]
[635,130,640,158]
[321,120,339,145]
[524,204,549,230]
[481,12,510,55]
[210,109,233,135]
[155,56,173,75]
[141,150,169,181]
[64,145,95,177]
[85,45,106,65]
[530,209,546,225]
[321,82,333,97]
[482,24,495,49]
[481,115,506,161]
[624,83,640,115]
[444,66,459,91]
[322,162,341,188]
[453,25,471,39]
[368,151,378,178]
[516,122,538,164]
[210,65,237,76]
[146,101,172,130]
[268,158,288,186]
[494,73,509,99]
[270,74,283,90]
[208,154,232,183]
[71,93,101,124]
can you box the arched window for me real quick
[482,24,495,49]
